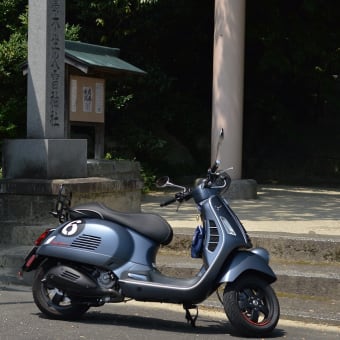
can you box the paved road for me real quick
[1,285,339,340]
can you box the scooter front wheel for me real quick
[32,261,90,320]
[223,273,280,337]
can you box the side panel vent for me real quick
[60,270,80,282]
[208,220,219,251]
[70,234,101,251]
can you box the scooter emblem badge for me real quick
[61,220,83,236]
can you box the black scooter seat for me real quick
[69,202,173,245]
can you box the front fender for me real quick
[219,249,277,284]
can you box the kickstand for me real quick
[183,304,198,327]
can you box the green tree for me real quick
[243,0,340,183]
[0,1,27,139]
[66,0,214,177]
[1,0,339,184]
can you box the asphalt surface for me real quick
[0,285,339,340]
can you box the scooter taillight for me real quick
[34,229,52,246]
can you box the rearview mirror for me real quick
[155,176,187,191]
[156,176,170,188]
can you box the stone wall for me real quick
[0,160,143,244]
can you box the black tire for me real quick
[32,261,90,320]
[223,274,280,337]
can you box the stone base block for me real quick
[225,179,258,199]
[0,177,143,244]
[87,159,141,180]
[3,139,87,179]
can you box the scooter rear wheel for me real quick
[32,261,90,320]
[223,273,280,337]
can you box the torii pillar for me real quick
[211,0,245,180]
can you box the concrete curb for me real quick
[167,231,340,263]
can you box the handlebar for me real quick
[160,197,178,207]
[158,159,231,207]
[159,190,193,207]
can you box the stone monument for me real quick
[0,0,143,244]
[3,0,87,179]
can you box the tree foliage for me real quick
[66,0,214,177]
[244,0,340,183]
[0,0,27,139]
[0,0,339,184]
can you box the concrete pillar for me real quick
[211,0,246,179]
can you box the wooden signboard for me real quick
[69,75,105,123]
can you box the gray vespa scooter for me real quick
[21,160,280,337]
